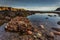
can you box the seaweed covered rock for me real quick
[5,16,55,40]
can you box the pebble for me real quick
[49,32,54,38]
[40,25,45,29]
[36,33,42,37]
[27,31,33,35]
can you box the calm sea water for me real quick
[27,13,60,29]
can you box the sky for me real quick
[0,0,60,11]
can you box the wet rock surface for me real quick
[0,23,20,40]
[4,16,55,40]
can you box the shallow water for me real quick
[0,23,20,40]
[27,13,60,28]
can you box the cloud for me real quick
[0,0,60,11]
[0,0,60,7]
[14,6,58,11]
[25,7,58,11]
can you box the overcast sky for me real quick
[0,0,60,11]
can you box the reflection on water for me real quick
[27,13,60,28]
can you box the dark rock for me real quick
[52,27,60,32]
[48,15,52,17]
[45,17,48,19]
[57,21,60,25]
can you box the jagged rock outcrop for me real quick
[5,16,55,40]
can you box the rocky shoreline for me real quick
[5,16,56,40]
[0,7,60,40]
